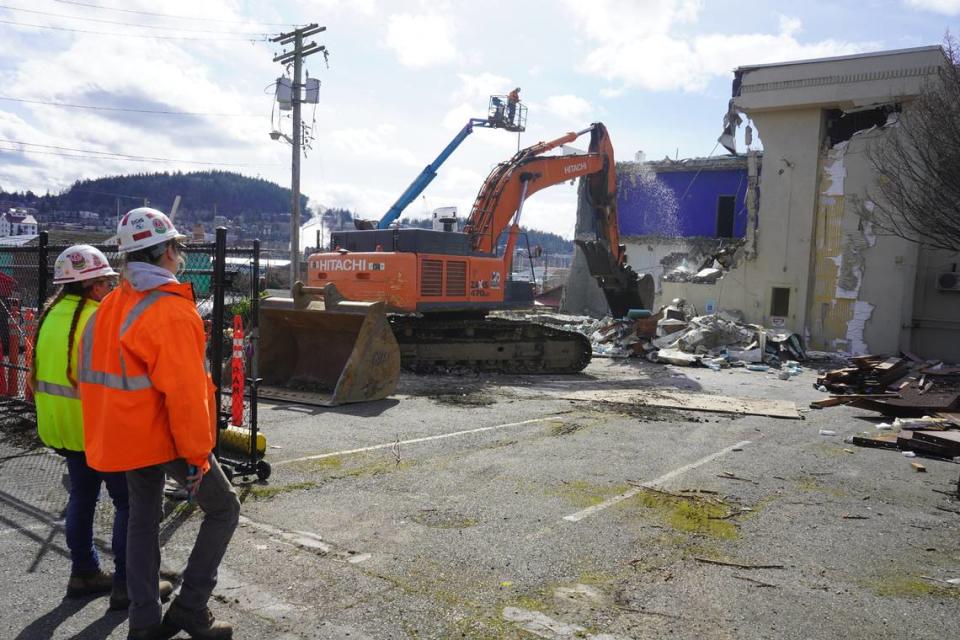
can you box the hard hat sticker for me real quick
[68,253,86,270]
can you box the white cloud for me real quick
[384,13,457,68]
[451,72,512,103]
[542,95,594,122]
[905,0,960,15]
[564,0,868,92]
[329,127,419,166]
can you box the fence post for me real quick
[210,227,227,458]
[249,239,260,458]
[37,231,49,308]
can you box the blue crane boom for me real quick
[377,118,492,229]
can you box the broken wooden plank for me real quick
[810,397,851,409]
[693,557,784,570]
[850,433,900,450]
[540,388,801,419]
[911,462,927,473]
[829,393,901,399]
[897,431,956,457]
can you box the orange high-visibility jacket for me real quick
[78,279,216,473]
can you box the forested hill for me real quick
[1,171,308,219]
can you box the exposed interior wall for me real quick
[806,125,920,355]
[617,166,749,237]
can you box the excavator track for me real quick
[389,316,592,374]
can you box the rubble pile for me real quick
[812,354,960,459]
[661,244,741,284]
[521,302,807,370]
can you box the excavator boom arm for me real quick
[465,123,621,261]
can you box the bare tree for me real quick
[864,38,960,251]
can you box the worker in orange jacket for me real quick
[79,207,239,640]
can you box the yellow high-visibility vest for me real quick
[34,294,98,451]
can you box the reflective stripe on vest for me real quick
[79,290,174,391]
[35,380,81,399]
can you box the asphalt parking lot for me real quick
[2,358,960,639]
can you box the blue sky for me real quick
[0,0,957,240]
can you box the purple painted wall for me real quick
[617,168,749,237]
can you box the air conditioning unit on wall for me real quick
[936,271,960,292]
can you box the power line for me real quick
[0,95,261,117]
[53,0,298,27]
[0,4,272,35]
[0,17,270,41]
[0,139,281,168]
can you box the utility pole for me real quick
[271,24,327,288]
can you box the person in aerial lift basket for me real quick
[28,245,174,610]
[78,207,240,640]
[507,86,521,125]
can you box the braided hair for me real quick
[29,282,91,390]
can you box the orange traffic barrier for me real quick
[7,310,19,398]
[0,332,6,397]
[230,315,244,426]
[23,308,35,402]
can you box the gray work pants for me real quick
[125,455,240,629]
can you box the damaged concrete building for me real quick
[608,45,958,359]
[618,155,752,292]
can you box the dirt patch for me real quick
[549,421,586,436]
[409,508,478,529]
[429,389,496,407]
[0,401,40,450]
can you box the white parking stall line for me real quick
[274,415,566,467]
[562,440,752,523]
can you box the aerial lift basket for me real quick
[257,283,401,406]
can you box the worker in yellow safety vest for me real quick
[29,245,173,610]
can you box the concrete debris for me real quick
[661,243,742,283]
[524,302,808,371]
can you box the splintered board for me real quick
[525,388,800,419]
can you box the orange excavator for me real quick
[257,124,651,389]
[289,122,651,374]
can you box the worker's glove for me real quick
[186,465,204,502]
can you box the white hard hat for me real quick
[53,245,118,285]
[117,207,186,254]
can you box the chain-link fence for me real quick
[0,229,265,479]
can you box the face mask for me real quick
[176,253,187,277]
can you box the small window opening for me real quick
[716,195,735,238]
[771,287,790,317]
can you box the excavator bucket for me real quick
[575,239,655,318]
[257,284,401,406]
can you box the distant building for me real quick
[0,210,39,237]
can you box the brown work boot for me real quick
[162,600,233,639]
[66,569,113,598]
[126,621,179,640]
[109,579,175,611]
